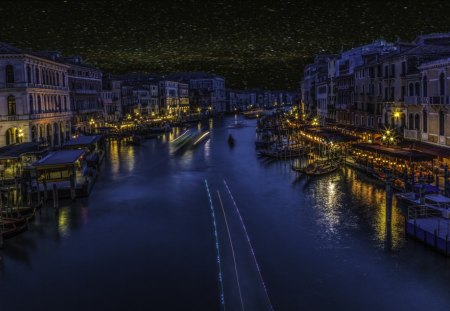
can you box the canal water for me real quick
[1,116,450,310]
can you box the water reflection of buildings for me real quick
[343,167,405,249]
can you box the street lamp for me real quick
[381,127,396,147]
[17,128,24,143]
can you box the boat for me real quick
[395,192,420,205]
[228,134,235,147]
[126,135,142,145]
[302,160,339,176]
[227,122,246,129]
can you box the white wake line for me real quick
[223,179,275,311]
[217,189,246,311]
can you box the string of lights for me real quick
[204,179,226,310]
[223,179,274,311]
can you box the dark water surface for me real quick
[1,116,450,311]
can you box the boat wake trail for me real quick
[205,178,274,311]
[205,180,226,310]
[223,179,274,311]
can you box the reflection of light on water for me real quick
[109,140,119,175]
[58,207,70,237]
[345,168,405,249]
[126,146,135,172]
[204,139,211,161]
[314,177,342,236]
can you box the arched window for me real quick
[64,96,67,111]
[408,113,414,130]
[423,110,427,133]
[31,125,37,142]
[414,114,420,130]
[7,95,16,115]
[62,73,66,87]
[408,83,414,96]
[440,73,445,96]
[35,68,40,84]
[439,110,445,136]
[415,82,420,96]
[423,75,428,97]
[29,95,34,113]
[56,72,60,86]
[27,66,32,83]
[5,65,14,84]
[401,113,406,128]
[37,95,42,113]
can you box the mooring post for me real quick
[42,179,48,202]
[52,184,59,209]
[385,168,393,249]
[70,174,76,201]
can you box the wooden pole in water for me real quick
[42,179,48,202]
[53,184,59,209]
[70,173,76,201]
[385,168,393,246]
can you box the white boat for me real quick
[395,192,420,205]
[423,194,450,218]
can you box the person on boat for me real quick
[228,134,235,146]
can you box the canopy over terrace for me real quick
[0,142,47,178]
[32,149,85,183]
[301,126,360,144]
[63,135,103,149]
[352,143,436,162]
[399,140,450,159]
[0,142,46,160]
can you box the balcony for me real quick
[0,82,69,91]
[404,129,419,140]
[74,89,98,95]
[404,96,421,105]
[0,115,31,121]
[429,96,450,105]
[30,111,73,119]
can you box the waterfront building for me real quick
[335,40,396,128]
[159,79,180,117]
[378,35,450,137]
[168,72,226,113]
[0,43,72,147]
[300,55,329,117]
[102,74,125,121]
[63,56,103,133]
[99,90,116,123]
[406,57,450,147]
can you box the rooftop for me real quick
[64,135,102,147]
[0,142,45,159]
[33,149,85,167]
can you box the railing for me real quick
[404,96,421,105]
[429,96,450,105]
[0,82,69,91]
[74,89,98,94]
[408,204,442,220]
[404,129,419,140]
[0,115,30,121]
[29,111,73,119]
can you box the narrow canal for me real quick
[1,116,450,310]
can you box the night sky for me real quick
[2,0,450,90]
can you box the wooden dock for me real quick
[406,205,450,255]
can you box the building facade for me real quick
[0,43,72,147]
[65,56,103,133]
